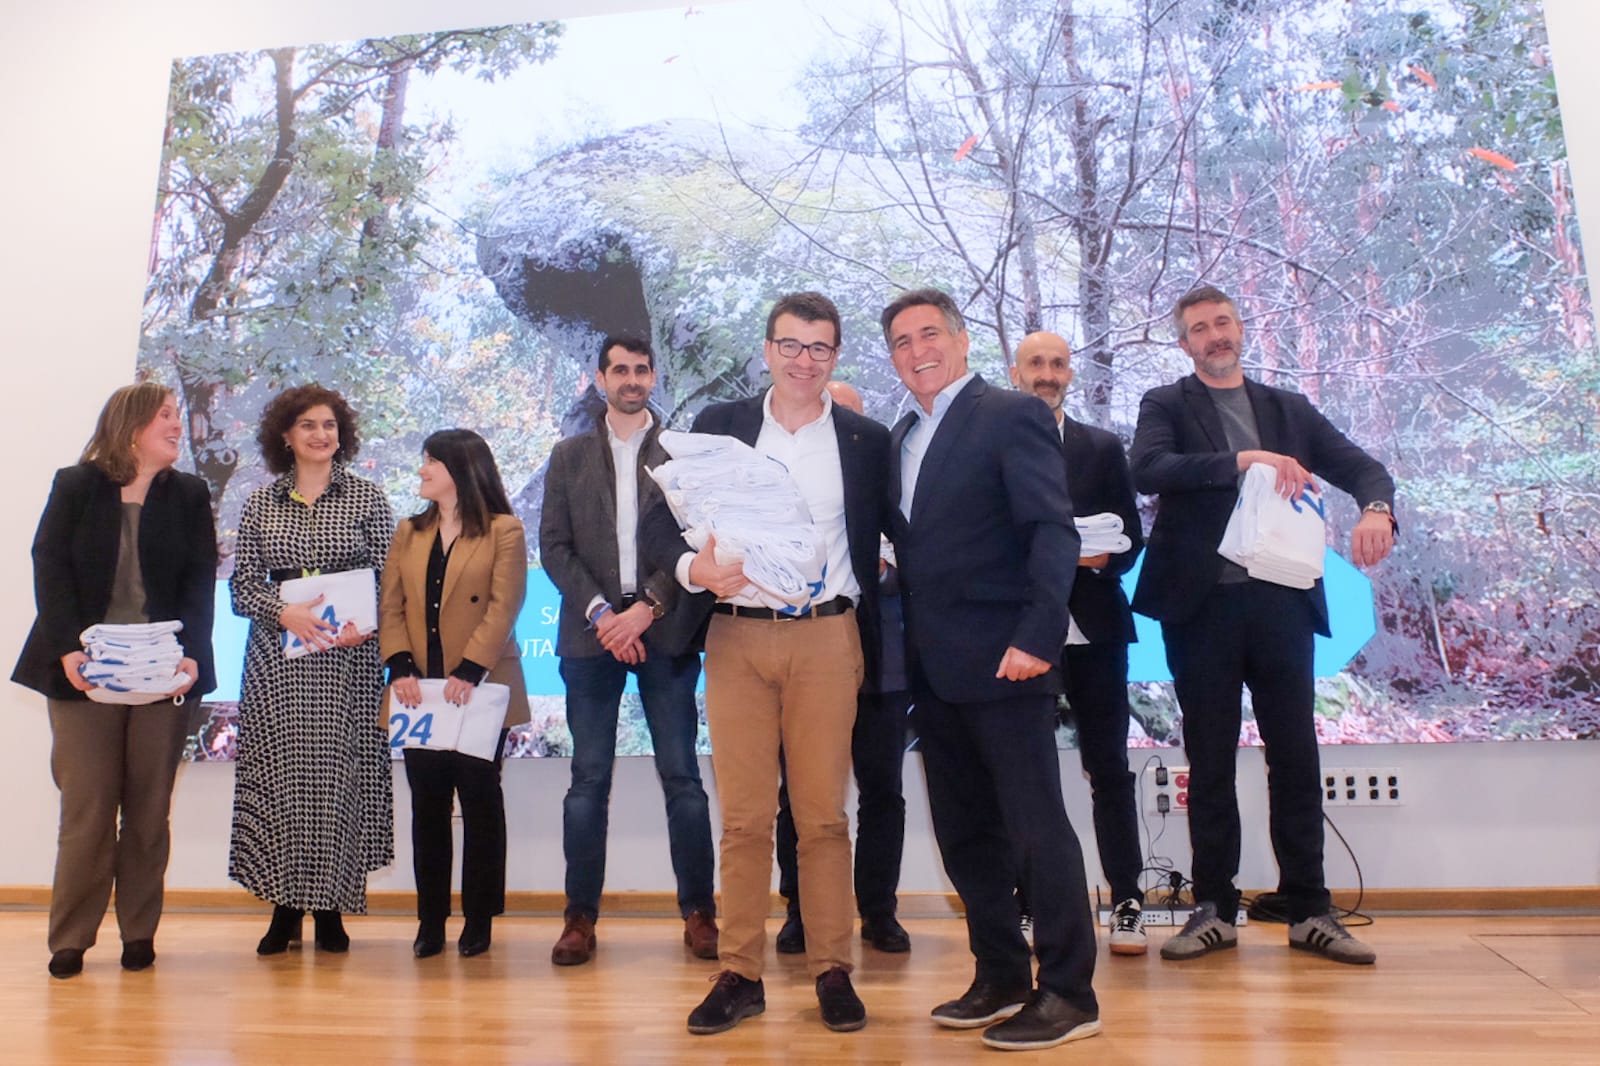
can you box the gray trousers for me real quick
[47,698,189,952]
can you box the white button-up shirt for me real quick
[588,411,653,621]
[676,390,861,608]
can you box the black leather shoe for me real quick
[816,966,867,1032]
[980,988,1101,1050]
[48,949,84,979]
[257,905,304,956]
[687,971,765,1035]
[312,910,349,953]
[775,911,806,955]
[121,939,156,971]
[930,978,1031,1029]
[861,914,911,953]
[413,922,445,959]
[458,917,492,957]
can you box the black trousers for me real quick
[1061,642,1144,905]
[402,731,509,925]
[1162,581,1329,922]
[775,689,910,920]
[916,689,1098,1012]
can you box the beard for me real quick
[609,389,648,414]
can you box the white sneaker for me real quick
[1288,912,1376,965]
[1108,898,1147,956]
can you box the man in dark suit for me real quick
[1130,285,1396,966]
[540,335,719,967]
[883,289,1102,1051]
[641,292,890,1036]
[1010,330,1149,956]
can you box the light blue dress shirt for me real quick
[899,372,976,521]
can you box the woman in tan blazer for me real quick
[379,429,529,959]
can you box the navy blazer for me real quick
[1060,414,1143,645]
[888,375,1080,704]
[540,417,708,659]
[13,463,218,701]
[1128,374,1396,635]
[639,391,890,679]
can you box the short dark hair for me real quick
[256,384,362,474]
[766,292,842,348]
[879,288,966,347]
[598,334,654,372]
[410,429,515,539]
[81,381,176,485]
[1173,285,1237,339]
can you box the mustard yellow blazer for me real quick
[378,512,531,729]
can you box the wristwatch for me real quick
[1363,501,1397,528]
[642,592,667,620]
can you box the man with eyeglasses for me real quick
[641,292,890,1036]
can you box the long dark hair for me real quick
[410,429,514,538]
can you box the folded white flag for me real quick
[650,431,827,611]
[1075,512,1133,557]
[79,621,190,705]
[387,680,511,761]
[280,568,378,659]
[1218,463,1326,589]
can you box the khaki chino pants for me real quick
[703,610,863,980]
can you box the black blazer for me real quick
[1128,374,1396,635]
[639,391,891,679]
[1060,414,1143,645]
[13,463,218,701]
[888,375,1079,704]
[540,416,707,658]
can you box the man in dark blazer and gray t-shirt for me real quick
[883,289,1102,1052]
[1130,285,1396,966]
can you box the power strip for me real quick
[1097,907,1249,928]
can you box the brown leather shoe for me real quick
[551,914,596,966]
[683,909,719,960]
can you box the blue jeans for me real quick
[559,651,715,920]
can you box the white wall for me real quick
[1,0,1596,899]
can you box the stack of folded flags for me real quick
[649,431,827,611]
[79,620,191,705]
[1217,462,1326,589]
[1075,512,1133,557]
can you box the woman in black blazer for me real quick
[12,382,217,980]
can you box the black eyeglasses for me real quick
[771,338,839,362]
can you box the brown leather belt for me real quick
[713,596,852,621]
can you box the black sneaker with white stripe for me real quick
[1288,912,1376,964]
[1159,901,1238,960]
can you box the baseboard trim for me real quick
[2,885,1595,915]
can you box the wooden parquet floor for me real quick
[1,911,1596,1064]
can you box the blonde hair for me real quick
[81,381,176,484]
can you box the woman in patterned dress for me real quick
[228,385,394,955]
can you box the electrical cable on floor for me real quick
[1244,809,1372,926]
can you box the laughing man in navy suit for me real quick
[882,289,1102,1052]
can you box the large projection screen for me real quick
[132,0,1597,759]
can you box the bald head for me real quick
[825,379,865,415]
[1009,331,1073,418]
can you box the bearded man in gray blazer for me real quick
[540,334,718,967]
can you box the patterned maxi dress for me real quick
[228,463,395,912]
